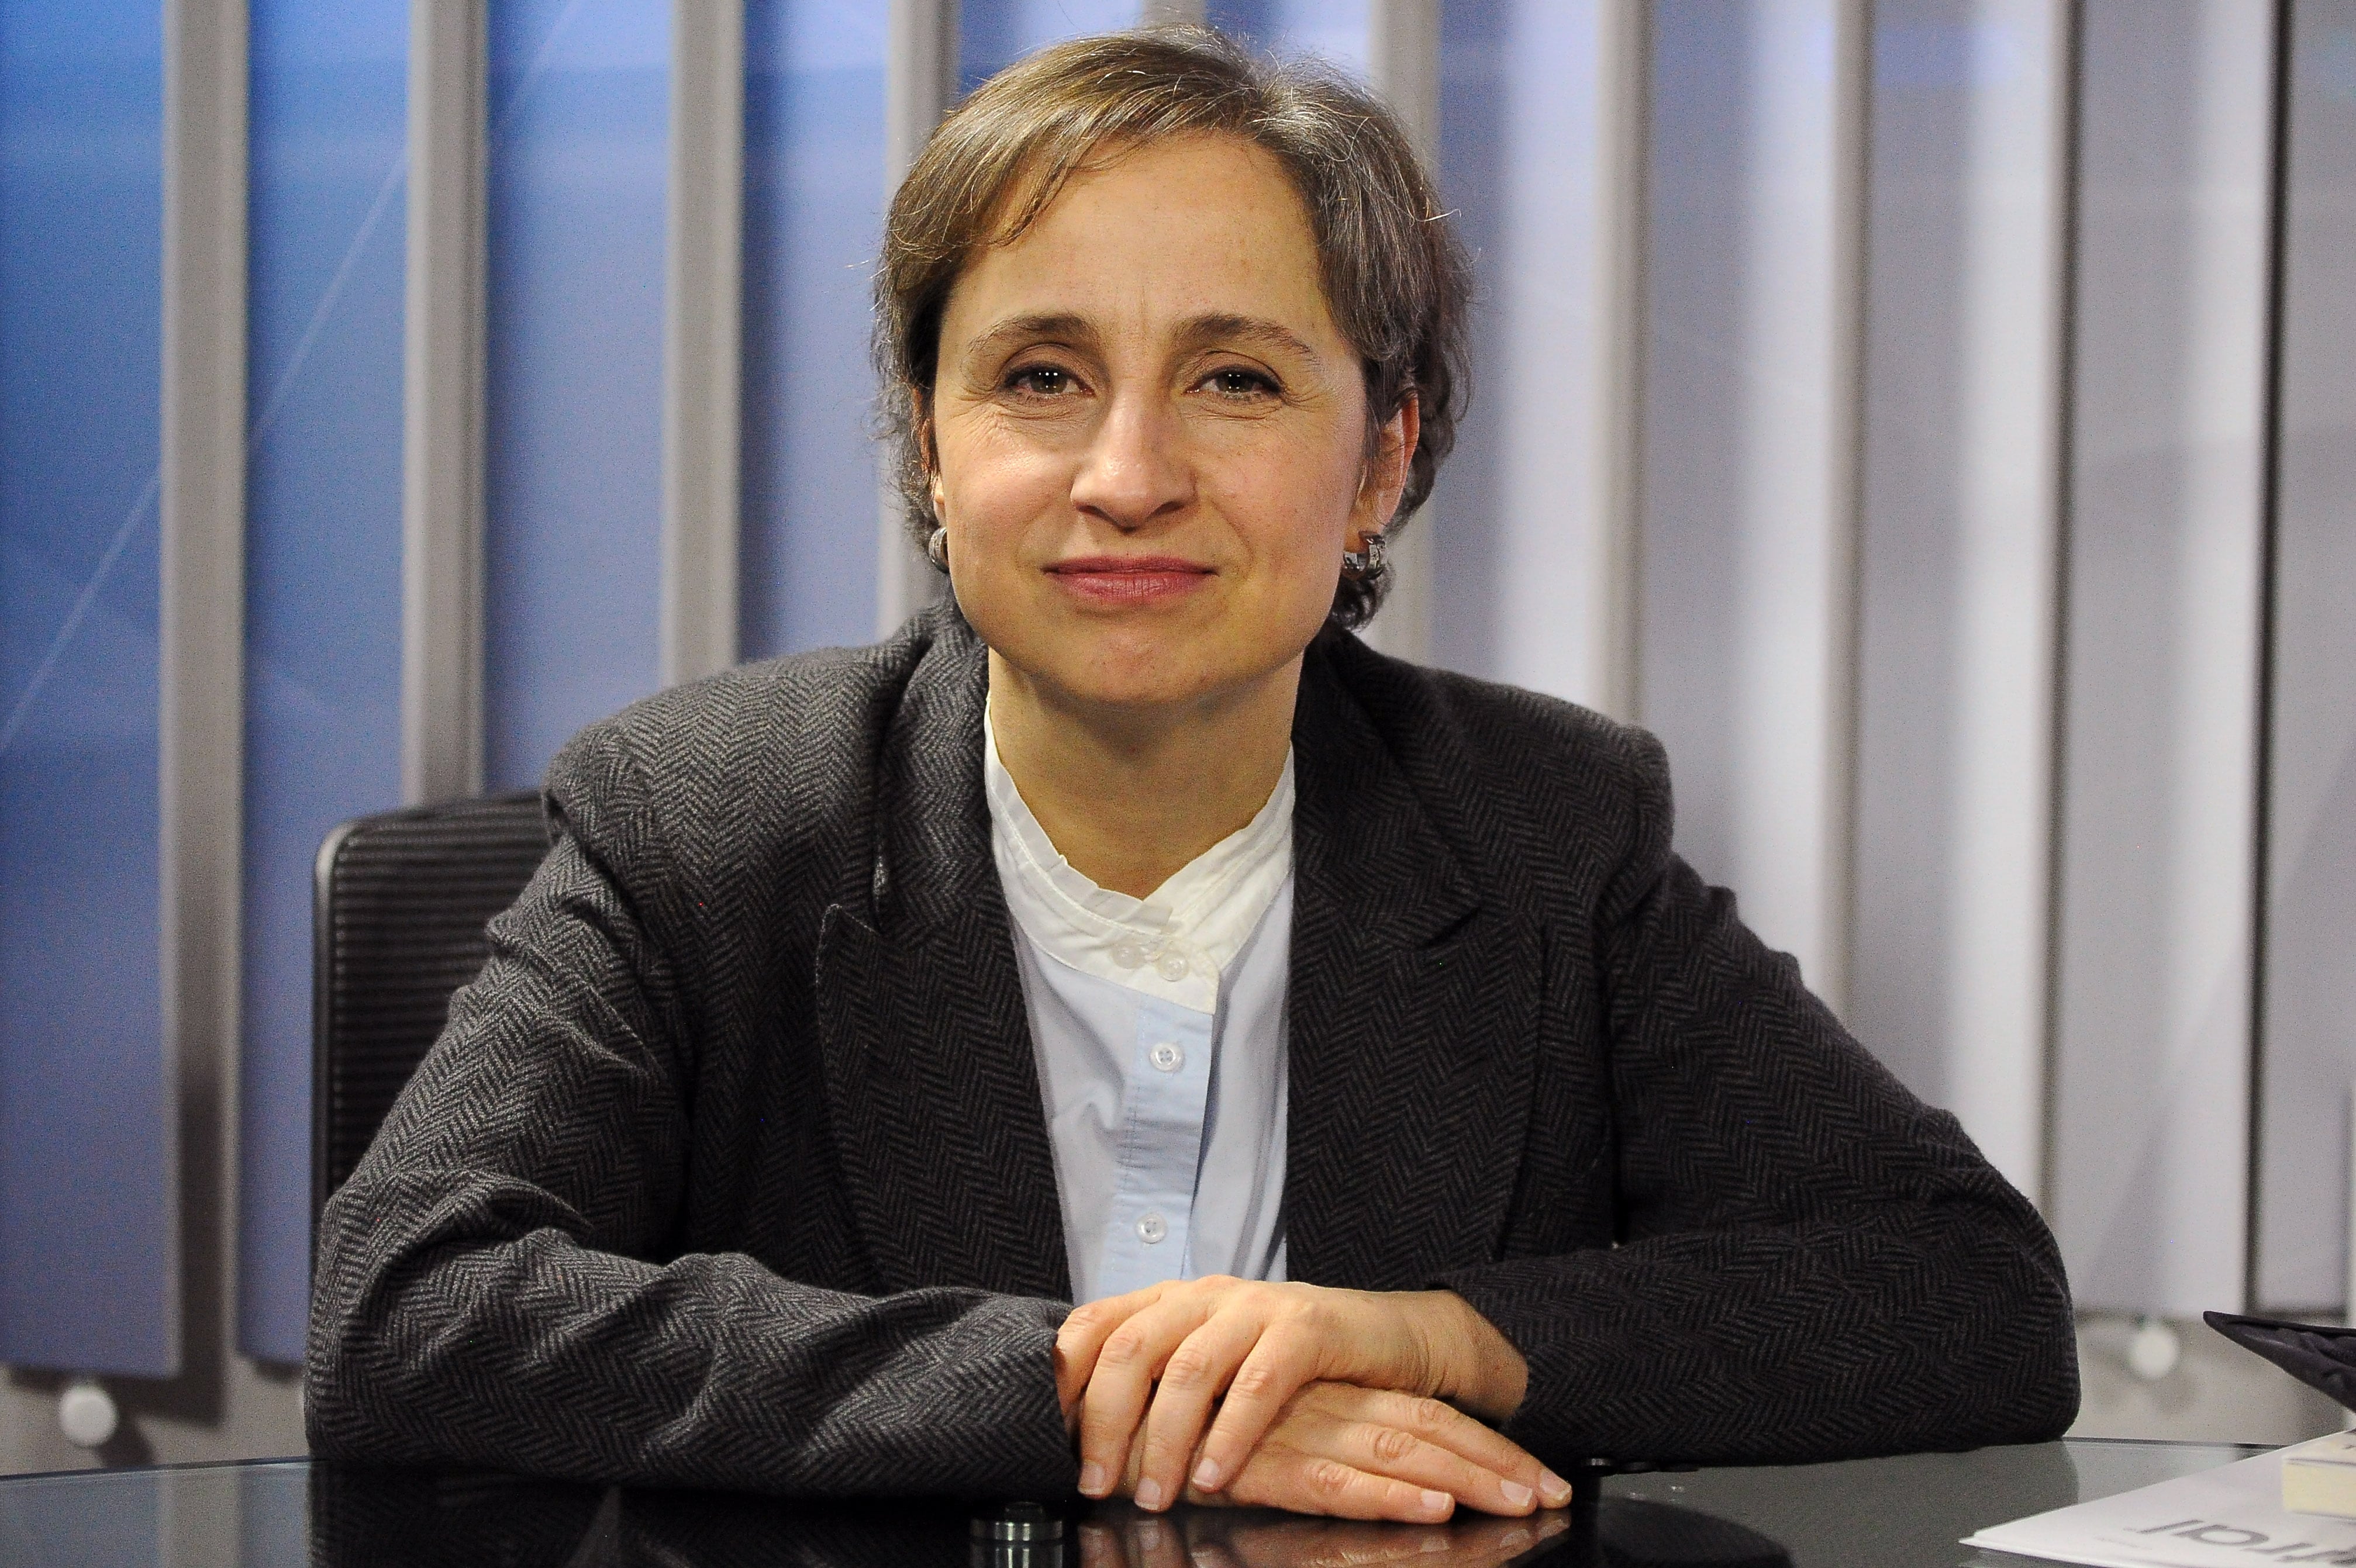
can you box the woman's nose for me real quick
[1070,393,1193,531]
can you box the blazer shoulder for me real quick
[1306,628,1678,927]
[1316,628,1670,824]
[539,613,955,917]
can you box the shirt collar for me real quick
[982,704,1294,1014]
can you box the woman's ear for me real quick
[1360,392,1422,530]
[912,385,944,517]
[1388,392,1422,495]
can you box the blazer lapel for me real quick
[1284,638,1543,1290]
[813,617,1071,1301]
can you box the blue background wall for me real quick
[740,3,887,658]
[238,0,409,1366]
[1208,0,1370,74]
[0,0,173,1376]
[482,0,670,792]
[961,0,1141,91]
[0,0,2345,1458]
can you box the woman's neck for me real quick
[985,648,1300,900]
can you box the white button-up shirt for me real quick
[984,710,1292,1304]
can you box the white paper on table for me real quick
[1965,1442,2356,1567]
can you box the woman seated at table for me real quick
[306,25,2078,1522]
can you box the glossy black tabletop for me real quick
[0,1438,2266,1568]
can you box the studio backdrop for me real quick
[0,0,2350,1388]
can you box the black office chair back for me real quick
[311,792,550,1228]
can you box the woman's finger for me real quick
[1129,1307,1271,1507]
[1186,1327,1324,1493]
[1205,1383,1571,1520]
[1077,1289,1238,1496]
[1184,1380,1579,1526]
[1056,1284,1170,1415]
[1222,1446,1457,1523]
[1302,1403,1539,1516]
[1344,1387,1568,1508]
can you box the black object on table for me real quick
[2207,1310,2356,1412]
[0,1439,2267,1568]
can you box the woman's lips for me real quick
[1044,557,1214,605]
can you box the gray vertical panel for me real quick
[736,6,891,658]
[1848,0,2072,1200]
[661,0,745,686]
[877,0,960,639]
[0,0,173,1376]
[479,0,671,789]
[1430,0,1648,720]
[884,0,955,232]
[1361,0,1439,665]
[402,0,487,803]
[2051,0,2275,1315]
[160,0,249,1380]
[2256,0,2356,1314]
[1593,0,1650,724]
[1819,0,1869,1017]
[1638,0,1868,1010]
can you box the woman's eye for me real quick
[1006,365,1072,396]
[1207,368,1275,398]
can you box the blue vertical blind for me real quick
[1208,0,1371,74]
[483,0,670,790]
[0,0,175,1375]
[955,2,1373,99]
[740,5,888,659]
[961,0,1144,91]
[1433,0,1610,702]
[238,0,410,1363]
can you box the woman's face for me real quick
[927,133,1414,719]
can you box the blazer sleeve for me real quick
[303,722,1075,1498]
[1436,726,2079,1468]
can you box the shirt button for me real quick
[1136,1212,1168,1245]
[1155,951,1189,982]
[1110,940,1145,969]
[1148,1041,1184,1073]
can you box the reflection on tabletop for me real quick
[305,1465,1794,1567]
[1070,1501,1572,1567]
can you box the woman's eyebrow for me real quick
[965,312,1095,364]
[1175,314,1321,363]
[961,310,1320,369]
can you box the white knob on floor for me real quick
[58,1377,118,1449]
[2126,1317,2181,1382]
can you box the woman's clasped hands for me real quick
[1051,1276,1573,1523]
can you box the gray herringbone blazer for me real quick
[306,603,2078,1498]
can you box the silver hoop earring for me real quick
[926,526,950,570]
[1340,532,1388,583]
